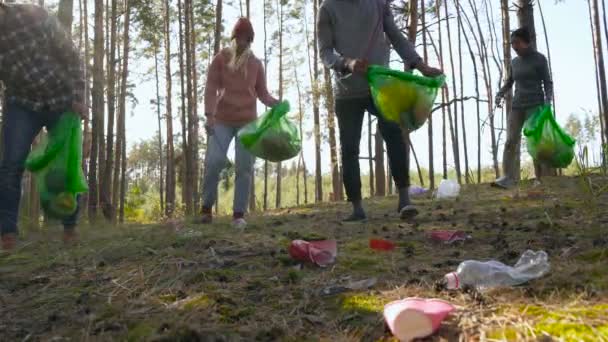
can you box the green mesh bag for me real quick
[523,105,576,168]
[238,101,301,162]
[367,65,446,131]
[25,112,88,219]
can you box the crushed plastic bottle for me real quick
[444,250,550,290]
[436,179,460,199]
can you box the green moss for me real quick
[182,294,212,310]
[127,322,156,342]
[577,249,608,263]
[158,294,177,304]
[341,294,385,314]
[219,306,255,323]
[520,304,608,320]
[339,256,382,271]
[534,323,608,341]
[487,328,518,340]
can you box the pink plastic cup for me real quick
[384,298,455,341]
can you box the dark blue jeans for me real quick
[0,102,79,236]
[335,97,410,202]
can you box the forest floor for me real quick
[1,176,608,341]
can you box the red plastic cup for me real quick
[369,239,396,251]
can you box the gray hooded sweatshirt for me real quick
[317,0,422,99]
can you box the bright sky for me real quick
[46,0,602,174]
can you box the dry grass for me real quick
[1,176,607,341]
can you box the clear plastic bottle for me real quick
[444,250,550,290]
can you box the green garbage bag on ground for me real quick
[367,65,446,131]
[238,101,301,162]
[523,105,575,168]
[25,113,88,219]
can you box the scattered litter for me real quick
[288,240,337,267]
[370,239,396,251]
[444,250,550,290]
[321,278,377,296]
[409,185,428,196]
[429,230,471,244]
[384,298,455,341]
[436,179,460,199]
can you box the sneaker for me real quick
[342,212,367,223]
[399,205,419,220]
[232,218,247,229]
[1,233,17,251]
[491,177,515,189]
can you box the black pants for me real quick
[335,97,409,202]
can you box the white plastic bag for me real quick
[436,179,460,199]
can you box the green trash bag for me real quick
[367,65,446,131]
[523,105,576,168]
[237,101,302,162]
[25,112,88,219]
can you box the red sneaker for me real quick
[1,233,17,251]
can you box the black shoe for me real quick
[399,205,419,220]
[342,212,367,223]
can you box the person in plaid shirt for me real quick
[0,2,86,251]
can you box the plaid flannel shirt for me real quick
[0,3,85,113]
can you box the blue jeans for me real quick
[0,102,79,235]
[201,123,255,214]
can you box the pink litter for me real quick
[288,240,337,267]
[384,298,455,341]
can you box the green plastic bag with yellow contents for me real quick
[367,65,446,131]
[25,113,88,219]
[238,101,301,162]
[523,105,575,168]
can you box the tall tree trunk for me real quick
[101,0,118,220]
[456,0,470,183]
[57,0,74,33]
[420,0,434,189]
[154,44,165,214]
[436,2,448,180]
[81,0,91,216]
[178,0,188,210]
[592,0,608,144]
[516,0,536,49]
[368,115,375,196]
[89,0,105,221]
[500,0,514,168]
[164,0,176,217]
[188,0,200,214]
[403,0,418,186]
[458,0,482,183]
[184,0,195,215]
[324,67,342,200]
[214,0,223,54]
[313,0,323,203]
[275,0,284,208]
[590,0,607,160]
[445,2,461,184]
[536,0,556,112]
[246,0,250,18]
[113,0,130,223]
[374,124,385,196]
[263,0,269,210]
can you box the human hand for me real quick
[205,114,215,135]
[416,63,443,77]
[346,58,369,74]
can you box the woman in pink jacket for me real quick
[201,18,279,229]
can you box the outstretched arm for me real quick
[382,1,422,69]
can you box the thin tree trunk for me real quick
[184,0,194,215]
[500,0,514,161]
[154,44,165,214]
[164,0,176,217]
[57,0,74,33]
[368,115,375,196]
[113,0,130,223]
[263,0,269,210]
[89,0,105,221]
[593,0,608,144]
[456,0,470,183]
[436,2,448,180]
[313,0,323,203]
[246,0,250,18]
[214,0,223,54]
[324,67,342,200]
[421,0,434,189]
[275,0,284,208]
[80,0,91,217]
[178,0,188,210]
[188,0,200,214]
[445,0,463,185]
[590,0,607,159]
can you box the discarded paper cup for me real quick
[384,298,455,341]
[289,240,337,267]
[370,239,396,251]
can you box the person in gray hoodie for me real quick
[493,27,554,189]
[317,0,442,222]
